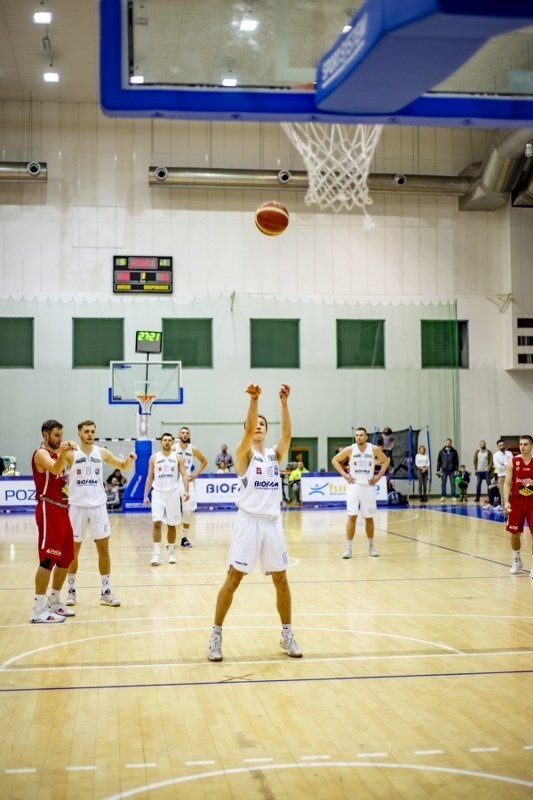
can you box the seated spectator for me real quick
[216,463,231,474]
[288,458,308,504]
[455,465,470,502]
[215,444,234,471]
[109,468,127,487]
[106,477,121,508]
[487,474,502,509]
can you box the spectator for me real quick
[473,440,494,502]
[493,439,513,502]
[288,459,308,504]
[0,455,5,475]
[487,474,501,509]
[381,427,395,466]
[455,465,471,502]
[109,468,127,487]
[415,445,430,502]
[106,478,121,508]
[215,444,234,471]
[436,438,459,502]
[216,463,231,474]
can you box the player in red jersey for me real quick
[30,419,78,623]
[504,434,533,577]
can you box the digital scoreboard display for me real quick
[113,256,173,293]
[135,330,163,354]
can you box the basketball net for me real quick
[135,394,156,440]
[281,122,382,223]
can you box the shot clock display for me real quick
[113,256,173,293]
[135,330,163,354]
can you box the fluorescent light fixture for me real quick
[342,24,352,33]
[33,11,53,24]
[129,75,145,84]
[222,77,238,87]
[240,19,258,32]
[43,71,59,82]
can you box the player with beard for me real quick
[173,426,207,547]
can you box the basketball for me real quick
[255,200,290,236]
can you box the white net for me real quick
[281,122,383,216]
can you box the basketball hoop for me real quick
[281,122,383,220]
[136,394,156,415]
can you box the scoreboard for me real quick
[113,256,173,293]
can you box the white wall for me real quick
[0,100,532,478]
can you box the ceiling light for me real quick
[240,19,258,32]
[43,71,59,83]
[33,11,53,24]
[222,77,238,87]
[129,75,145,84]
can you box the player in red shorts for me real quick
[504,434,533,577]
[30,419,78,622]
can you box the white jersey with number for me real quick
[68,445,106,507]
[175,442,195,475]
[348,443,375,485]
[152,451,180,493]
[235,447,282,518]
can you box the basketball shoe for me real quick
[208,632,223,662]
[48,599,75,616]
[100,590,120,606]
[151,552,161,566]
[368,544,379,557]
[510,556,523,574]
[66,588,77,606]
[30,606,65,624]
[280,633,302,658]
[167,546,177,564]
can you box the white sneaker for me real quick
[440,497,446,502]
[510,557,523,575]
[48,600,75,617]
[341,548,352,559]
[280,633,302,658]
[167,548,177,564]
[151,553,161,566]
[208,632,223,662]
[66,588,77,606]
[368,545,379,557]
[30,606,65,624]
[100,590,121,607]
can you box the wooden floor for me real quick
[1,502,532,800]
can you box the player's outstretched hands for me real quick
[245,383,262,399]
[60,440,78,452]
[279,383,291,401]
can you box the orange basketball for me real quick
[255,200,289,236]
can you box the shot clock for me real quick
[113,256,173,293]
[135,330,163,354]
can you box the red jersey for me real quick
[32,446,69,506]
[510,455,533,499]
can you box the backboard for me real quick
[100,0,533,127]
[109,360,183,410]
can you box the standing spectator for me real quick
[381,427,395,466]
[288,456,308,505]
[215,444,234,471]
[473,440,494,502]
[208,383,302,662]
[30,420,77,623]
[415,444,430,502]
[504,434,533,576]
[332,427,390,559]
[436,438,459,502]
[493,439,513,502]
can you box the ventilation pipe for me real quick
[0,162,47,182]
[149,166,472,196]
[459,129,533,211]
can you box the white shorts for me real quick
[180,479,197,520]
[69,504,110,542]
[228,509,289,575]
[346,483,376,519]
[151,488,182,526]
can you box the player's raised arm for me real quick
[234,384,262,474]
[273,384,291,462]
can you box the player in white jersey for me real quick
[208,383,302,662]
[143,433,190,566]
[173,426,207,547]
[66,420,136,607]
[332,427,390,559]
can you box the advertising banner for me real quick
[301,474,388,505]
[0,478,37,510]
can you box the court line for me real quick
[0,625,464,671]
[99,760,533,799]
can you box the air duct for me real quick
[149,166,472,196]
[0,162,47,182]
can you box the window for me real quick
[421,320,469,368]
[0,317,33,367]
[336,319,385,368]
[163,318,212,367]
[73,318,124,368]
[250,319,299,368]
